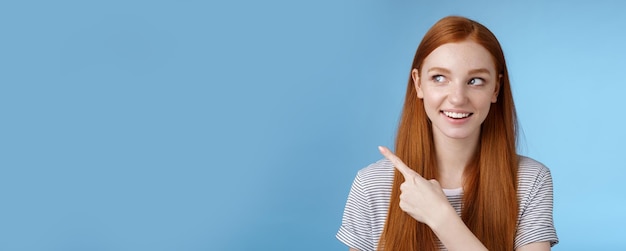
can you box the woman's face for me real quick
[412,40,500,142]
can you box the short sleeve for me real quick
[515,165,559,248]
[336,172,375,251]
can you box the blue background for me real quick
[1,0,625,250]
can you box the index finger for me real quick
[378,146,421,180]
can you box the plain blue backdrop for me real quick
[1,0,625,250]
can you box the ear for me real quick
[492,74,502,103]
[412,69,423,99]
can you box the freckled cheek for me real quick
[421,90,446,101]
[469,93,495,106]
[424,96,447,111]
[421,100,442,120]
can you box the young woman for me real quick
[336,16,558,251]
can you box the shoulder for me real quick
[514,156,559,247]
[338,159,395,249]
[357,159,394,179]
[517,155,553,184]
[350,159,395,199]
[516,155,555,213]
[355,159,395,185]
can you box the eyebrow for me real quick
[427,67,492,75]
[427,67,451,74]
[468,68,492,75]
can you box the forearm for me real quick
[429,207,487,251]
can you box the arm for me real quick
[435,220,550,250]
[379,146,487,251]
[428,204,487,251]
[516,241,550,251]
[355,219,549,251]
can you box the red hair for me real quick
[378,16,519,250]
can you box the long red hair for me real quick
[378,16,519,250]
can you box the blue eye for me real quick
[432,75,446,83]
[468,78,485,86]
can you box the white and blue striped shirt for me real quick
[337,156,558,250]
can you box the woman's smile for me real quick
[441,110,472,119]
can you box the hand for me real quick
[378,146,454,227]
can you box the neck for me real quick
[433,131,480,188]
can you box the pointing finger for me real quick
[378,146,419,180]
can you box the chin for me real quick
[440,129,480,140]
[444,134,473,140]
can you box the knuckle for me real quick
[399,201,408,210]
[400,183,411,191]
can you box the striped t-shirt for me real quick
[336,156,558,251]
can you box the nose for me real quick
[447,82,468,106]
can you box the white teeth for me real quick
[443,111,471,119]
